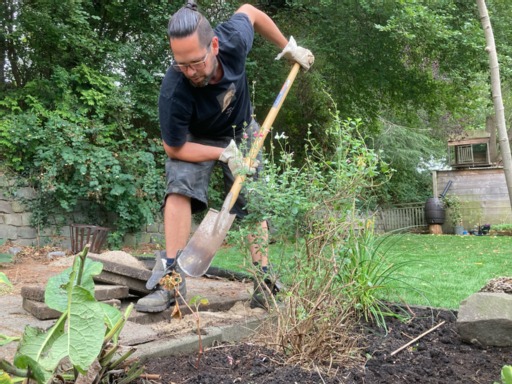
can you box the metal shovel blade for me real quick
[177,193,236,277]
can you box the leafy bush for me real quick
[234,102,404,370]
[491,223,512,231]
[0,66,164,245]
[443,194,463,227]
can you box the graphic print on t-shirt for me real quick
[218,83,237,117]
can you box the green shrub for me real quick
[0,66,164,245]
[232,101,402,370]
[491,223,512,231]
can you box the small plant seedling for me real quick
[159,273,209,368]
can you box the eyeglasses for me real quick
[172,49,210,72]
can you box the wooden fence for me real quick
[375,202,426,232]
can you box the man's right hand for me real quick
[219,140,259,176]
[275,36,314,70]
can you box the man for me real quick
[135,0,314,313]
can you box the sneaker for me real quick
[135,251,187,313]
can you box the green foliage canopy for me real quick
[2,0,512,239]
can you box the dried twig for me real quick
[138,373,161,380]
[389,321,445,357]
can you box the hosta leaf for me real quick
[67,286,105,372]
[15,318,66,373]
[45,257,102,312]
[12,354,52,384]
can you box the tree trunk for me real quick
[3,0,23,88]
[476,0,512,208]
[0,1,7,86]
[486,115,498,163]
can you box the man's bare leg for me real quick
[134,194,190,312]
[249,220,279,309]
[164,194,191,262]
[249,220,269,270]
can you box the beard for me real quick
[188,57,218,88]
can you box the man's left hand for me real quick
[219,140,259,176]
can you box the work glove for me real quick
[275,36,315,71]
[219,140,259,176]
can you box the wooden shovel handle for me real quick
[228,62,301,208]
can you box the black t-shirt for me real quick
[159,13,254,147]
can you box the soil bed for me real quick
[141,306,512,384]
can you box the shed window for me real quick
[448,141,490,167]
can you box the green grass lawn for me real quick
[213,233,512,310]
[378,234,512,309]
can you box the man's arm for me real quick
[235,4,288,49]
[163,141,223,162]
[163,140,259,176]
[235,4,314,70]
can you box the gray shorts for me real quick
[163,120,263,219]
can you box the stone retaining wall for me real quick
[0,172,164,250]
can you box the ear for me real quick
[211,36,219,54]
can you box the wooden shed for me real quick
[433,168,512,232]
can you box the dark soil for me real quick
[141,306,512,384]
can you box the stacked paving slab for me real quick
[20,251,150,320]
[20,251,254,325]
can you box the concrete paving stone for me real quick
[98,298,122,309]
[119,321,159,346]
[88,255,152,281]
[132,318,268,362]
[21,284,130,302]
[217,317,264,343]
[94,271,150,296]
[128,277,253,325]
[22,298,62,320]
[133,327,224,361]
[20,285,46,301]
[0,294,55,361]
[95,285,131,301]
[22,298,123,320]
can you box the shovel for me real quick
[178,63,301,277]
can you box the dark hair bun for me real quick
[185,1,198,11]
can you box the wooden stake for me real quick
[428,224,443,234]
[389,321,445,357]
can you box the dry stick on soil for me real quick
[389,321,446,357]
[139,373,161,380]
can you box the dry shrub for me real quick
[258,207,365,376]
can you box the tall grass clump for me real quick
[236,100,402,372]
[335,227,420,330]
